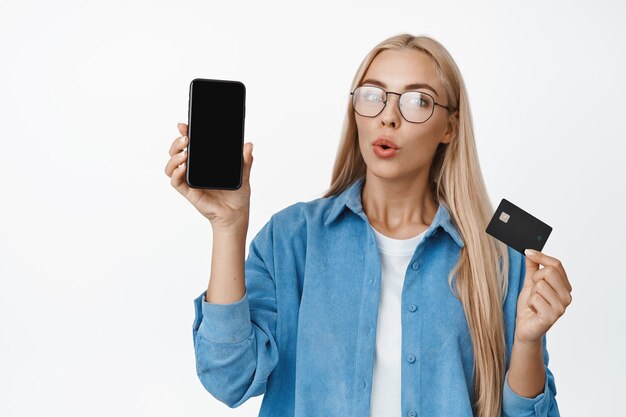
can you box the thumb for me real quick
[243,142,254,183]
[523,248,540,287]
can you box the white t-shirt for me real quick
[369,226,426,417]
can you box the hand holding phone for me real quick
[164,124,254,231]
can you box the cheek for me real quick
[355,117,372,137]
[407,125,446,149]
[355,119,372,149]
[399,132,444,165]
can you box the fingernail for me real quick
[525,249,537,257]
[251,143,254,151]
[179,136,186,143]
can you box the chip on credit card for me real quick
[485,199,552,256]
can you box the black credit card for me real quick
[485,198,552,256]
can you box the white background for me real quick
[1,0,625,416]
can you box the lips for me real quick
[372,137,399,150]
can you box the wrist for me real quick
[212,224,248,238]
[211,214,249,236]
[514,333,543,352]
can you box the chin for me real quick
[366,166,403,180]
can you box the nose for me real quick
[380,93,402,128]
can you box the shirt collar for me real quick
[323,175,465,248]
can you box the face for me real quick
[354,49,457,179]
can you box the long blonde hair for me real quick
[322,33,510,417]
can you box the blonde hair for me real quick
[322,33,510,417]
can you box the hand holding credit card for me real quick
[487,198,573,357]
[486,199,552,255]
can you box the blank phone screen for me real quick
[186,78,245,189]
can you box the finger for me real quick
[525,250,567,278]
[164,149,188,177]
[242,142,254,183]
[178,122,188,137]
[169,135,188,157]
[533,278,567,317]
[170,161,189,192]
[524,254,540,285]
[528,290,556,322]
[533,267,573,307]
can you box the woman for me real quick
[164,33,572,417]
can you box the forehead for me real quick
[363,49,441,93]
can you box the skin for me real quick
[508,249,572,397]
[164,125,255,304]
[355,49,458,239]
[355,49,573,398]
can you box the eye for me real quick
[407,94,431,107]
[364,93,383,102]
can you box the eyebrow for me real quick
[361,78,439,97]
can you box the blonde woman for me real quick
[165,33,572,417]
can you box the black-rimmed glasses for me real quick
[350,85,454,124]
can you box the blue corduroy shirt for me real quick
[192,175,560,417]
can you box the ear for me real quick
[441,110,459,145]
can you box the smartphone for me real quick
[186,78,246,189]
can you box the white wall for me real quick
[1,0,624,415]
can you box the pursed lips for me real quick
[372,137,399,150]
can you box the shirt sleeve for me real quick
[502,254,561,417]
[502,333,561,416]
[192,214,280,408]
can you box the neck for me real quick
[361,170,438,236]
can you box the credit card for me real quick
[485,198,552,256]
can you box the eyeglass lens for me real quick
[352,85,434,123]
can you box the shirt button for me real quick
[408,410,416,417]
[411,261,420,270]
[368,325,372,335]
[408,304,417,312]
[362,379,367,389]
[407,354,416,363]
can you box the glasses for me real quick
[350,85,454,124]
